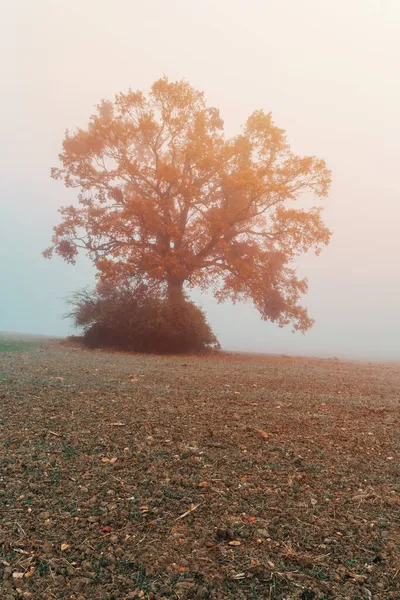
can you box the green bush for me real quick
[67,282,220,354]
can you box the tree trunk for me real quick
[167,280,186,305]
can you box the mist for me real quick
[1,0,400,361]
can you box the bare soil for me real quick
[1,336,399,599]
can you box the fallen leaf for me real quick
[228,540,241,546]
[350,573,367,583]
[55,377,65,381]
[24,568,35,578]
[12,572,24,580]
[60,543,70,552]
[257,429,270,440]
[102,526,111,533]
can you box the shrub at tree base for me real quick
[68,284,220,354]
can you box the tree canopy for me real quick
[45,77,331,332]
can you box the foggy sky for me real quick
[1,0,400,360]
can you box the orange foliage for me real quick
[45,78,331,331]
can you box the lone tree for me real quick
[45,78,331,332]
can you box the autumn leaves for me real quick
[45,77,331,335]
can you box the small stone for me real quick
[386,541,397,550]
[350,574,368,583]
[257,529,269,538]
[176,581,196,591]
[42,541,53,554]
[376,583,385,590]
[105,553,116,564]
[70,577,93,591]
[215,528,235,541]
[300,591,316,600]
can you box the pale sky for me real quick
[1,0,400,360]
